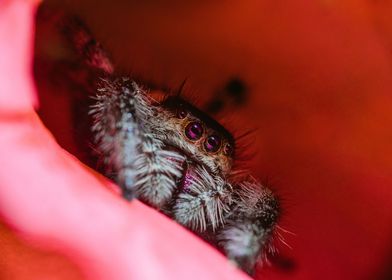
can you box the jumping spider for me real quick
[45,9,281,276]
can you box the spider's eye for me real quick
[204,135,221,153]
[176,106,188,119]
[223,143,234,156]
[185,121,204,140]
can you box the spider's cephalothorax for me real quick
[54,10,281,276]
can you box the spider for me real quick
[43,8,281,276]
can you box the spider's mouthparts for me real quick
[164,145,192,191]
[164,144,215,195]
[179,164,195,194]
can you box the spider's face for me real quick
[149,96,235,176]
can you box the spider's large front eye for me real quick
[204,135,221,153]
[185,121,204,140]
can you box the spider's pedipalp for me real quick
[134,134,185,207]
[172,165,233,232]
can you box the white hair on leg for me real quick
[218,179,279,274]
[173,165,233,232]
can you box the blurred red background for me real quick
[1,0,392,279]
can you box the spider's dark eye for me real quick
[223,143,234,156]
[185,121,204,140]
[204,135,221,153]
[176,107,188,119]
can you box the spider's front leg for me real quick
[45,9,186,204]
[218,179,280,275]
[91,78,185,204]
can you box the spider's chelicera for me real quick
[51,9,281,276]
